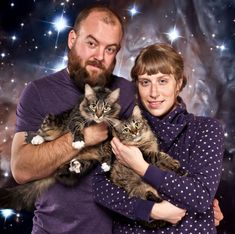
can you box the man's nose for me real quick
[94,47,105,61]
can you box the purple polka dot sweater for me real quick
[93,99,224,234]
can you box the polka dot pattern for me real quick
[93,102,224,233]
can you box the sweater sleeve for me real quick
[143,118,224,213]
[92,166,155,221]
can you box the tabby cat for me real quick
[108,105,186,228]
[0,84,120,211]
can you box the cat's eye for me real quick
[104,106,111,112]
[135,122,141,129]
[122,128,129,134]
[89,103,96,110]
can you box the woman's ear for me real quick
[68,30,77,49]
[176,78,183,93]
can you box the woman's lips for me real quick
[148,100,164,108]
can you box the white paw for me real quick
[69,159,81,173]
[31,135,45,145]
[72,141,85,150]
[101,162,111,172]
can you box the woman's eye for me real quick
[159,78,168,85]
[139,80,150,87]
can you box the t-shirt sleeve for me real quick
[15,82,45,132]
[143,118,224,213]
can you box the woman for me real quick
[93,43,224,233]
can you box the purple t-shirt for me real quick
[15,69,136,234]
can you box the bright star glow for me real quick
[53,61,67,71]
[1,209,15,219]
[216,44,226,51]
[53,16,68,32]
[12,35,16,41]
[4,171,9,177]
[1,53,6,58]
[128,5,140,17]
[166,27,181,43]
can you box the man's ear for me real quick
[68,30,77,49]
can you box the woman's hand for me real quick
[150,200,186,224]
[213,199,224,226]
[111,137,149,176]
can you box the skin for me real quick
[111,72,223,225]
[11,11,122,184]
[10,9,223,226]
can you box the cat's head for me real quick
[80,84,121,125]
[113,105,150,145]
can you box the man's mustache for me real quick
[85,60,105,70]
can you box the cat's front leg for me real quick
[68,117,86,150]
[99,141,113,172]
[31,113,67,145]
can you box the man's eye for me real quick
[106,47,117,55]
[87,41,96,48]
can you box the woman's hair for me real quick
[131,43,187,91]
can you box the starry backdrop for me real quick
[0,0,234,233]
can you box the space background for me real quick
[0,0,234,233]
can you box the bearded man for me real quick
[10,5,135,234]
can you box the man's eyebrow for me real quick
[86,35,120,48]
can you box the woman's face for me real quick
[137,72,182,117]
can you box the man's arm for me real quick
[11,122,108,184]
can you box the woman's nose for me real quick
[150,85,159,98]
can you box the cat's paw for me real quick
[72,141,85,150]
[31,135,45,145]
[101,162,111,172]
[69,159,81,174]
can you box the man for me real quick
[10,5,223,234]
[11,5,135,234]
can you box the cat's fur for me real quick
[110,105,183,201]
[108,106,186,228]
[0,87,186,229]
[0,84,120,211]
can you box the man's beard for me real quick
[67,48,115,91]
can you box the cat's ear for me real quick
[107,88,120,103]
[84,84,95,98]
[132,105,142,117]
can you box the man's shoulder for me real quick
[110,74,135,91]
[32,69,68,86]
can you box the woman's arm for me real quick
[93,165,186,224]
[111,118,224,213]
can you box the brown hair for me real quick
[73,5,124,36]
[131,43,187,91]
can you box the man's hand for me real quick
[150,200,186,224]
[84,122,108,146]
[213,199,224,226]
